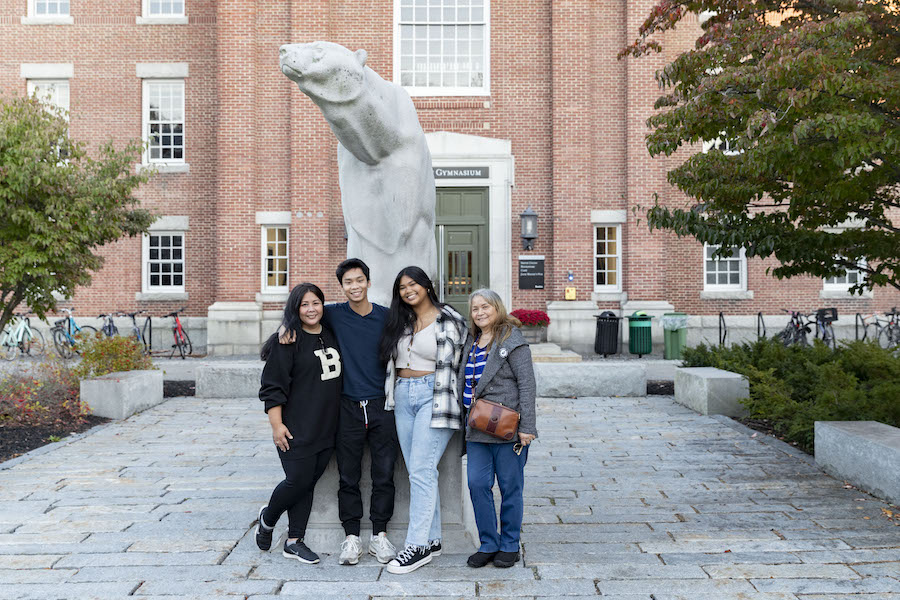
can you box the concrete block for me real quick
[674,367,749,417]
[815,421,900,505]
[195,363,262,398]
[535,362,646,397]
[206,302,262,356]
[80,370,164,420]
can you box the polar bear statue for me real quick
[279,41,438,306]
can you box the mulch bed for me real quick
[0,415,108,465]
[0,380,195,465]
[647,380,675,395]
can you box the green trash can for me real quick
[662,312,688,360]
[627,311,652,357]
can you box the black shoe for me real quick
[255,505,273,551]
[283,539,320,564]
[467,551,497,568]
[493,551,520,568]
[428,539,442,557]
[386,544,432,574]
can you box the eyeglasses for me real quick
[513,442,524,456]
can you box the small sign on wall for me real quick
[565,287,576,300]
[433,166,490,179]
[518,255,545,290]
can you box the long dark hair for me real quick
[260,282,325,360]
[378,266,443,364]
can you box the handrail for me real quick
[719,312,727,346]
[757,312,766,339]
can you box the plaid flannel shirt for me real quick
[385,305,467,430]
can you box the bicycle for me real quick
[164,307,192,359]
[777,310,811,347]
[878,307,900,350]
[118,310,152,354]
[50,308,98,359]
[99,313,119,338]
[814,307,838,349]
[0,313,46,361]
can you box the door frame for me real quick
[435,188,490,306]
[426,132,515,308]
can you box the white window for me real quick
[27,80,69,118]
[32,0,69,16]
[146,0,183,17]
[824,258,865,291]
[394,0,490,96]
[142,80,184,164]
[702,135,740,156]
[594,225,622,292]
[262,226,289,293]
[704,244,747,291]
[143,232,185,292]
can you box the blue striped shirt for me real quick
[463,342,488,408]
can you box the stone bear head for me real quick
[280,41,368,105]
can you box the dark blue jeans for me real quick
[466,441,528,553]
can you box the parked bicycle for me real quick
[118,310,152,355]
[0,313,45,361]
[50,308,98,359]
[778,308,838,348]
[877,307,900,350]
[164,307,192,359]
[99,313,119,338]
[777,310,811,346]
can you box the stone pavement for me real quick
[1,393,898,599]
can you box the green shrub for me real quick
[0,359,85,428]
[682,338,900,453]
[73,334,155,379]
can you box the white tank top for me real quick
[396,320,437,371]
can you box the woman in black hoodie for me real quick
[255,283,343,564]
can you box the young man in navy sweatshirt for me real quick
[283,258,398,565]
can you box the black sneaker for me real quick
[255,505,273,551]
[493,550,519,568]
[386,544,432,574]
[428,539,442,557]
[467,550,497,568]
[283,539,320,564]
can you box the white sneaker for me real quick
[339,534,363,566]
[368,532,396,564]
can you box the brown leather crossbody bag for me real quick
[467,397,520,441]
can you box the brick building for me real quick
[2,0,897,355]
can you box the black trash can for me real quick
[594,311,620,356]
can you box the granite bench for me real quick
[815,421,900,505]
[674,367,749,417]
[534,362,646,397]
[80,370,164,420]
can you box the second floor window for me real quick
[143,80,184,163]
[34,0,69,16]
[145,233,185,292]
[396,0,489,96]
[148,0,183,17]
[27,80,69,118]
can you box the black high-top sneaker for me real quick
[386,544,432,574]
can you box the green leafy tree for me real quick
[622,0,900,292]
[0,95,155,332]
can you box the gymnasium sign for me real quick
[433,166,490,179]
[519,255,545,290]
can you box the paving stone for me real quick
[596,578,758,595]
[0,554,61,569]
[538,563,707,579]
[752,577,900,593]
[0,581,140,599]
[660,551,803,565]
[0,567,76,583]
[704,563,859,578]
[134,579,280,596]
[54,551,224,567]
[280,581,476,596]
[68,564,250,582]
[852,562,900,577]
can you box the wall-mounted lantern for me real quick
[520,206,538,251]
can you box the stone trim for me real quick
[149,216,189,231]
[20,63,74,79]
[135,63,189,78]
[134,292,189,302]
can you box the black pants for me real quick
[336,396,398,536]
[264,447,332,540]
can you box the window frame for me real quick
[260,225,290,294]
[142,0,185,18]
[26,79,69,119]
[593,224,622,293]
[703,244,747,292]
[142,79,185,166]
[823,257,866,292]
[142,231,186,294]
[29,0,69,17]
[393,0,491,97]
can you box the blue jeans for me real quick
[466,441,528,553]
[393,374,454,548]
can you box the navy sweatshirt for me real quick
[259,327,343,457]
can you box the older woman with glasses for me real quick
[458,288,537,569]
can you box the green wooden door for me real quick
[435,188,489,316]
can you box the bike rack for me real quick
[757,312,766,339]
[719,312,727,346]
[856,312,866,341]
